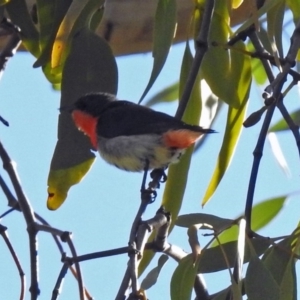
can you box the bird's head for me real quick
[60,92,116,116]
[59,92,116,149]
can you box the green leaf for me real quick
[210,196,288,247]
[47,28,117,210]
[269,109,300,132]
[171,255,200,300]
[201,93,249,206]
[279,258,297,300]
[251,196,287,230]
[139,0,177,102]
[200,4,251,108]
[176,213,234,231]
[211,225,239,248]
[6,0,40,56]
[261,235,297,300]
[145,82,179,107]
[245,252,280,300]
[198,238,271,273]
[141,255,168,290]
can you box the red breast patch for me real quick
[163,129,202,149]
[72,110,98,149]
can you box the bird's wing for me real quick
[96,101,210,138]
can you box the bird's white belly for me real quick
[97,135,184,171]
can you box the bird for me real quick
[67,92,215,190]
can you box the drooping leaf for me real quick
[200,2,251,108]
[47,159,95,210]
[51,0,104,72]
[170,254,200,300]
[33,0,73,68]
[201,93,249,206]
[140,255,168,291]
[139,0,177,102]
[47,28,118,210]
[6,0,40,56]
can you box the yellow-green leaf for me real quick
[251,196,287,230]
[139,0,177,102]
[47,28,117,210]
[51,0,104,72]
[47,158,95,210]
[202,93,249,206]
[200,5,251,108]
[210,196,288,247]
[231,0,243,9]
[170,254,200,300]
[33,0,72,69]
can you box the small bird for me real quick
[68,92,214,188]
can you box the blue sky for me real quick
[0,41,299,299]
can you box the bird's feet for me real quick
[150,168,167,189]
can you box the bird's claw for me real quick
[150,168,168,183]
[141,188,157,203]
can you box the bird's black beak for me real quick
[59,104,75,113]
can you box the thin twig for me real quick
[245,19,300,232]
[0,174,20,210]
[0,224,26,300]
[0,141,39,299]
[176,0,215,119]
